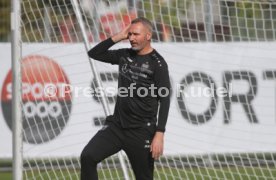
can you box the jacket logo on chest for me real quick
[142,63,149,69]
[122,64,129,73]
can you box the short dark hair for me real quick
[131,17,153,33]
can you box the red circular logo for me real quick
[1,55,72,144]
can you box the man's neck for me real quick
[137,47,154,55]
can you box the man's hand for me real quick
[150,132,164,160]
[111,24,131,43]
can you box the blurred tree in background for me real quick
[0,0,10,41]
[0,0,275,42]
[137,0,191,41]
[222,0,276,41]
[138,0,187,27]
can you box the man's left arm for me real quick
[150,59,171,159]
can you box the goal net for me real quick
[11,0,276,179]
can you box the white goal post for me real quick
[9,0,276,179]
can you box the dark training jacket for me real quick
[88,38,171,132]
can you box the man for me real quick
[81,17,170,180]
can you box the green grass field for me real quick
[2,154,276,180]
[0,172,11,180]
[1,167,276,180]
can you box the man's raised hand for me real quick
[111,24,131,43]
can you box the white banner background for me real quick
[0,43,276,158]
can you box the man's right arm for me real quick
[88,38,118,64]
[88,25,130,64]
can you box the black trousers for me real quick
[80,119,156,180]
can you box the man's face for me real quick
[128,22,151,51]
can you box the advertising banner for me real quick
[0,43,276,157]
